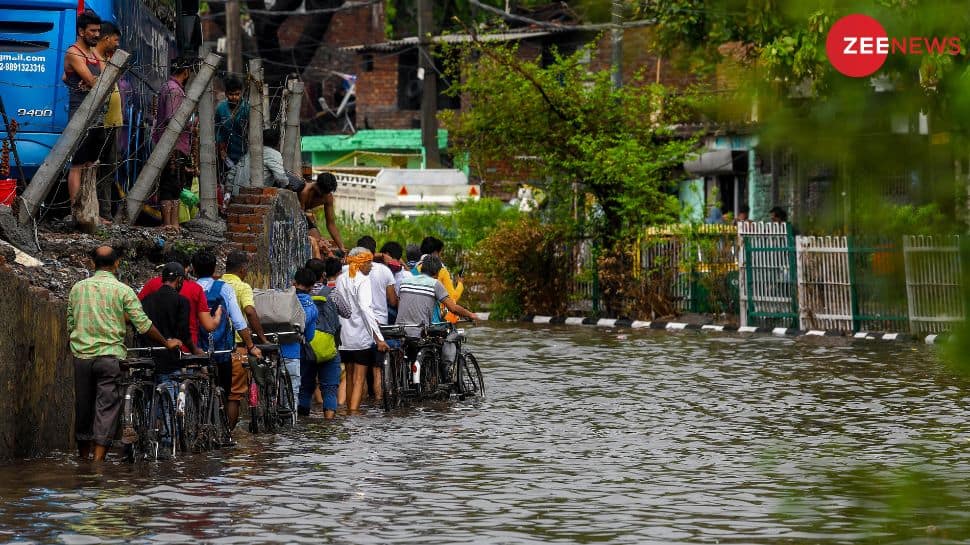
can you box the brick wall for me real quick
[354,53,421,130]
[225,187,310,289]
[226,187,277,255]
[589,28,701,89]
[279,2,385,49]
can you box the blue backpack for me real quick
[199,280,235,363]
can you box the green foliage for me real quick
[442,42,698,246]
[335,198,521,265]
[474,216,573,318]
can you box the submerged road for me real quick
[0,323,968,544]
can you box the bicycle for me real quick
[119,347,178,461]
[247,332,298,434]
[169,349,234,452]
[379,321,485,411]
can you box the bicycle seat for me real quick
[179,354,211,364]
[427,323,452,337]
[122,358,155,370]
[380,325,407,339]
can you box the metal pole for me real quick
[198,54,218,219]
[248,58,264,189]
[122,52,222,223]
[282,79,304,173]
[611,0,623,89]
[0,95,26,187]
[418,0,440,168]
[18,50,130,226]
[225,0,243,75]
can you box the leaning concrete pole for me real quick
[18,50,130,226]
[123,52,222,223]
[282,79,304,173]
[197,66,218,219]
[248,59,264,189]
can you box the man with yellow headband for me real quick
[336,247,389,411]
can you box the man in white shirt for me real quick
[356,236,398,325]
[227,128,289,195]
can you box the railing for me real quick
[904,235,965,334]
[739,222,798,329]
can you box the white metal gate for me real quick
[738,222,798,328]
[904,235,965,334]
[796,236,852,331]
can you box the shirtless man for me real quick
[301,172,346,258]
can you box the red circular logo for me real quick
[826,14,888,77]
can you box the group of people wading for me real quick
[68,235,477,462]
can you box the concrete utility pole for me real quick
[248,58,264,189]
[123,52,222,223]
[18,50,130,226]
[282,79,304,173]
[198,56,218,219]
[611,0,623,89]
[226,0,243,75]
[418,0,441,168]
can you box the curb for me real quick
[474,313,948,345]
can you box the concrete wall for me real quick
[0,260,74,459]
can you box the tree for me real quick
[441,43,699,247]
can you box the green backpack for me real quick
[310,289,340,362]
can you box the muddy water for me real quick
[1,324,968,544]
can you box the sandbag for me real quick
[253,287,306,343]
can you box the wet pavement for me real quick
[1,323,968,544]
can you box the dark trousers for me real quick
[96,127,118,219]
[73,356,122,446]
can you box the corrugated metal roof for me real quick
[302,129,448,152]
[340,31,557,52]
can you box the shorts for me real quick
[227,350,252,401]
[159,152,191,201]
[339,348,377,367]
[71,127,105,166]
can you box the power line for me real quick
[467,0,657,31]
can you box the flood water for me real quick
[2,323,969,544]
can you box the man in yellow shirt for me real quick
[419,236,464,322]
[222,251,269,346]
[94,22,123,223]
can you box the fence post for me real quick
[786,224,800,329]
[592,241,601,315]
[248,59,264,190]
[122,52,222,223]
[18,50,130,226]
[197,57,218,219]
[282,79,304,173]
[846,235,860,332]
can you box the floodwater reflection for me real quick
[0,323,967,544]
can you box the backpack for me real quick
[253,287,306,344]
[309,286,340,361]
[199,280,234,363]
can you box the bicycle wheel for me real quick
[121,385,150,462]
[417,348,441,399]
[381,352,396,412]
[211,385,232,448]
[178,381,202,453]
[248,375,263,435]
[276,366,296,428]
[457,352,486,399]
[151,386,178,460]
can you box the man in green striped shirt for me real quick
[68,246,180,462]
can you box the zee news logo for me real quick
[826,14,961,77]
